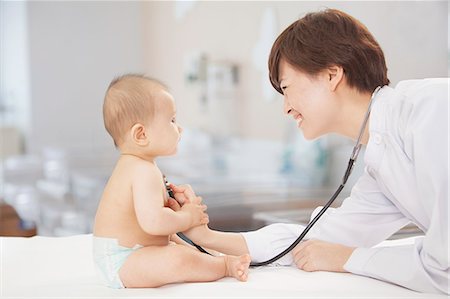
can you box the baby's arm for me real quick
[132,163,208,235]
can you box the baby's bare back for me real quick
[93,157,169,248]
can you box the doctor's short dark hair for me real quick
[268,8,390,94]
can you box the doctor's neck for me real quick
[334,87,373,145]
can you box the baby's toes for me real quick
[240,254,251,265]
[240,269,249,281]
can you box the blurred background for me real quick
[0,1,448,237]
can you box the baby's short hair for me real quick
[103,74,167,147]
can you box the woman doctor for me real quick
[169,9,449,294]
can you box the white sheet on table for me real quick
[1,234,445,298]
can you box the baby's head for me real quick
[103,74,182,156]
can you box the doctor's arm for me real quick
[291,168,410,270]
[295,84,449,294]
[292,166,448,294]
[341,87,449,294]
[167,191,251,256]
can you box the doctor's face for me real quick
[279,60,336,140]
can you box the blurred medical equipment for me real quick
[165,86,381,266]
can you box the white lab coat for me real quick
[243,78,449,294]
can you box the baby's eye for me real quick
[281,86,287,90]
[171,118,176,123]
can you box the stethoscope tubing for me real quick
[249,159,352,267]
[167,86,382,267]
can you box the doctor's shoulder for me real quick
[393,78,449,105]
[388,78,448,124]
[380,78,448,149]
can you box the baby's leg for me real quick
[119,243,251,288]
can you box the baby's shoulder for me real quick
[132,159,159,172]
[111,157,161,183]
[127,159,162,182]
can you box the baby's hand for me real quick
[180,202,209,227]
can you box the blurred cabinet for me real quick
[0,203,36,237]
[207,194,339,232]
[0,126,23,159]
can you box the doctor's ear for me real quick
[326,65,344,91]
[130,123,150,146]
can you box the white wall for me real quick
[26,1,146,154]
[3,1,448,154]
[142,1,448,141]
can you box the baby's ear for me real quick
[130,123,149,146]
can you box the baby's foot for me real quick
[224,254,251,282]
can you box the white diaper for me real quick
[92,236,143,288]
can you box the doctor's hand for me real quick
[292,239,355,273]
[168,195,204,211]
[169,183,198,206]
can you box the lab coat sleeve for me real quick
[240,169,410,265]
[344,80,449,294]
[305,169,410,248]
[242,166,411,265]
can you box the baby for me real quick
[93,74,251,288]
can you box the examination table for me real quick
[1,234,444,298]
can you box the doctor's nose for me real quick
[284,100,293,115]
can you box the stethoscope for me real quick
[165,86,382,267]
